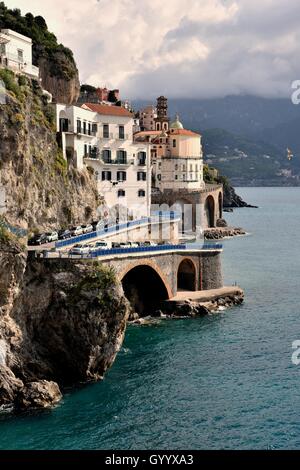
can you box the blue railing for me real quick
[89,243,186,258]
[62,242,223,259]
[55,214,180,249]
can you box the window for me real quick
[157,174,161,181]
[116,150,127,164]
[17,49,23,63]
[119,125,125,139]
[175,175,178,180]
[102,149,111,163]
[118,189,126,197]
[83,121,87,134]
[0,44,6,55]
[183,174,186,181]
[84,144,88,157]
[138,151,146,165]
[102,171,112,181]
[156,123,160,131]
[92,123,98,134]
[103,124,109,138]
[173,139,176,148]
[137,172,146,181]
[117,171,127,182]
[175,164,178,170]
[138,190,146,197]
[77,120,81,133]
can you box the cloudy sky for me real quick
[4,0,300,99]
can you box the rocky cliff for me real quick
[0,236,129,410]
[0,71,130,410]
[36,53,80,105]
[0,70,98,232]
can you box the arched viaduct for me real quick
[152,184,223,230]
[101,248,223,316]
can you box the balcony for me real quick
[84,148,99,159]
[0,53,39,78]
[76,127,97,137]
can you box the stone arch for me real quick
[218,191,223,219]
[205,195,215,228]
[177,259,197,291]
[120,261,172,316]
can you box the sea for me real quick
[0,187,300,450]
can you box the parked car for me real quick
[28,233,48,246]
[143,241,157,247]
[45,231,58,242]
[69,244,91,256]
[70,226,84,236]
[90,240,112,251]
[58,229,72,240]
[81,224,93,234]
[92,220,103,232]
[128,242,139,248]
[119,242,132,249]
[112,242,121,248]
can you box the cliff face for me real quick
[0,71,130,410]
[0,238,129,410]
[0,71,98,231]
[37,55,80,104]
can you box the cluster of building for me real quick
[0,28,223,230]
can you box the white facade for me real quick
[56,103,152,219]
[0,29,39,78]
[56,104,98,170]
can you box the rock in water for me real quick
[15,381,62,410]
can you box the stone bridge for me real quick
[100,247,223,315]
[152,184,223,229]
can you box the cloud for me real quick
[4,0,300,99]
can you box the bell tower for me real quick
[155,96,169,132]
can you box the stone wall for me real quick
[102,249,223,298]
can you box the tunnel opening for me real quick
[122,265,169,316]
[177,259,196,291]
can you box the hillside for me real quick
[0,2,80,103]
[0,69,99,232]
[201,129,298,186]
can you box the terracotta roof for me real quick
[169,129,200,137]
[82,103,133,117]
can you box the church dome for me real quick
[170,114,184,130]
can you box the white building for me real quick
[56,103,152,219]
[0,29,39,79]
[139,104,157,131]
[135,115,205,192]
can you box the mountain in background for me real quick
[133,96,300,185]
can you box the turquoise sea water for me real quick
[0,187,300,450]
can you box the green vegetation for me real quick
[0,2,77,79]
[67,263,117,307]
